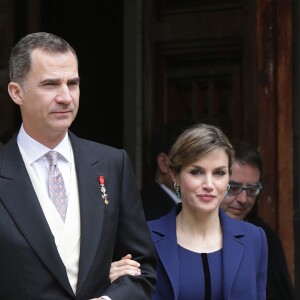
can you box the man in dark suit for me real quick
[141,120,193,220]
[221,139,295,300]
[0,32,156,299]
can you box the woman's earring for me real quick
[174,182,181,198]
[225,184,230,198]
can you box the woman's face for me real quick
[173,149,230,214]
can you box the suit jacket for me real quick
[246,213,295,300]
[148,205,268,300]
[141,182,176,221]
[0,131,156,300]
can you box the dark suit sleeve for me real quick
[247,214,295,300]
[101,149,157,299]
[265,232,295,300]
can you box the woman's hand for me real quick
[110,254,141,283]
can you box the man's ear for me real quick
[8,82,24,105]
[156,153,169,174]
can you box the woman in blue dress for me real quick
[109,123,268,300]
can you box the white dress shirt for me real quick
[17,125,72,196]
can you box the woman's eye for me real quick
[215,170,226,176]
[190,169,202,175]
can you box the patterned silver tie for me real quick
[46,151,68,222]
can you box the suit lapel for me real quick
[69,134,107,294]
[220,210,246,299]
[0,138,74,296]
[150,208,180,299]
[155,235,180,299]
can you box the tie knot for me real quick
[46,151,58,166]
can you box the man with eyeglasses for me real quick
[220,139,295,300]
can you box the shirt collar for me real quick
[157,181,181,204]
[17,124,71,164]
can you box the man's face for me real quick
[13,48,80,145]
[220,160,261,220]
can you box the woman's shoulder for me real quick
[147,205,178,237]
[220,209,266,239]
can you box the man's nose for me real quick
[56,85,72,103]
[236,189,248,203]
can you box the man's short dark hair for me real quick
[150,120,194,172]
[9,32,77,84]
[230,139,263,175]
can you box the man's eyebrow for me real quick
[37,78,59,86]
[229,181,260,186]
[39,77,80,85]
[68,77,80,83]
[229,180,242,184]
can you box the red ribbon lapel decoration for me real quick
[99,175,109,205]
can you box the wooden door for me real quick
[0,0,16,140]
[142,0,257,180]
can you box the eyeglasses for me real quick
[228,182,262,197]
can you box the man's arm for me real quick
[98,149,157,299]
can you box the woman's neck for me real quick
[176,209,222,253]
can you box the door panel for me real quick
[143,0,255,181]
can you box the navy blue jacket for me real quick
[148,205,268,300]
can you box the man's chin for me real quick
[51,119,73,131]
[227,209,245,221]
